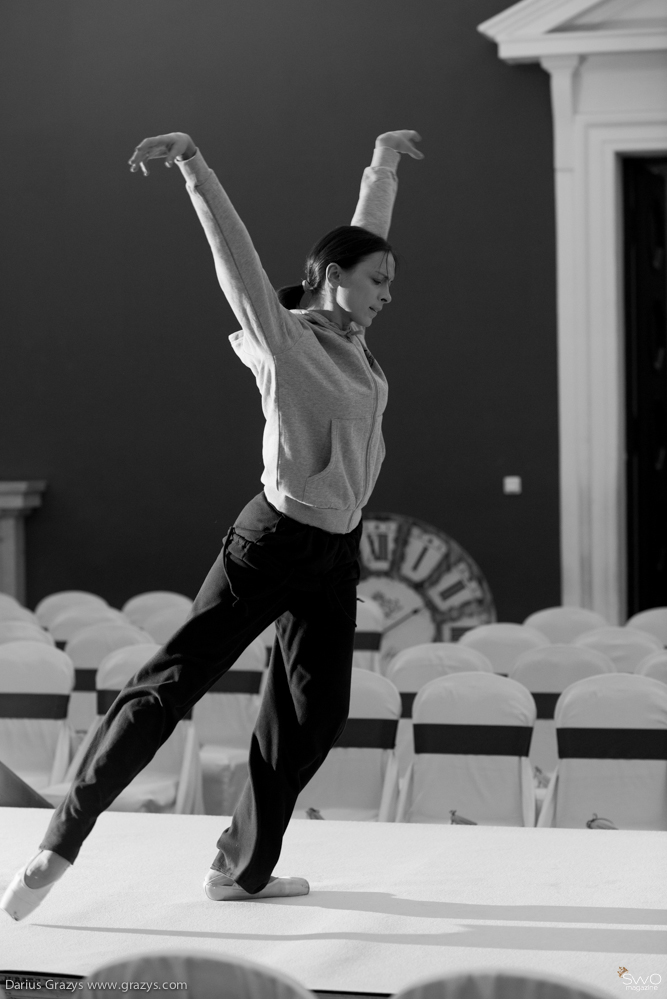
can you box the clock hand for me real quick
[382,605,427,635]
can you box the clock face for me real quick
[358,512,496,672]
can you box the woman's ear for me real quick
[325,262,341,288]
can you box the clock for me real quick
[358,512,496,672]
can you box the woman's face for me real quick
[334,251,395,328]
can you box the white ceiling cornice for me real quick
[478,0,667,61]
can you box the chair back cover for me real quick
[636,649,667,685]
[0,620,55,646]
[142,604,192,644]
[387,643,493,774]
[0,603,40,625]
[65,620,154,732]
[0,641,74,789]
[35,591,108,628]
[398,672,536,826]
[353,595,385,673]
[523,606,608,644]
[48,605,128,644]
[294,668,401,820]
[86,643,203,813]
[122,591,193,627]
[192,637,266,748]
[536,672,667,829]
[82,950,313,999]
[509,645,615,774]
[393,969,614,999]
[626,607,667,646]
[459,623,550,675]
[573,626,661,672]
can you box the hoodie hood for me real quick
[291,309,366,341]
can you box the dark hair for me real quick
[277,225,396,310]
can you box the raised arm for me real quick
[351,130,423,238]
[128,132,301,357]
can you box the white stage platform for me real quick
[1,808,666,998]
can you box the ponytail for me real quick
[277,284,306,309]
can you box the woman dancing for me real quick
[2,125,423,919]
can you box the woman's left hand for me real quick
[375,130,424,159]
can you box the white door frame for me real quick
[478,1,667,623]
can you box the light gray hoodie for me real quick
[177,145,399,534]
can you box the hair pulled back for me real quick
[277,225,395,310]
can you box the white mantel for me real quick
[0,481,46,604]
[479,0,667,623]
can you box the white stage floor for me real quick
[1,808,666,998]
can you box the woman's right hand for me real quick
[375,130,424,160]
[128,132,196,176]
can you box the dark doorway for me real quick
[623,156,667,617]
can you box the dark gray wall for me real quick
[0,0,560,620]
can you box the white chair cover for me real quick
[536,673,667,830]
[64,620,154,733]
[393,968,613,999]
[626,607,667,646]
[387,643,493,775]
[142,603,192,644]
[0,603,40,625]
[353,595,385,674]
[523,606,608,644]
[573,626,661,672]
[82,950,313,999]
[257,621,276,668]
[636,649,667,685]
[35,591,109,629]
[122,591,193,628]
[0,641,74,790]
[0,620,55,646]
[459,623,550,675]
[42,643,204,815]
[509,644,615,776]
[192,637,265,815]
[396,672,537,827]
[294,668,401,821]
[48,605,128,646]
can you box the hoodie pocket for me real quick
[302,418,369,511]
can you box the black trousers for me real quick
[40,493,362,893]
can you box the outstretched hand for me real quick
[376,130,424,159]
[128,132,196,176]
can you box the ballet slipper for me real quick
[204,869,309,901]
[1,851,70,921]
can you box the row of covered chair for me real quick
[66,950,615,999]
[2,637,665,830]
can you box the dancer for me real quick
[1,125,423,919]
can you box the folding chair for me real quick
[536,673,667,829]
[64,620,154,734]
[48,604,128,649]
[353,595,385,673]
[459,623,550,675]
[35,591,109,629]
[82,951,313,999]
[523,606,608,644]
[386,642,493,775]
[42,644,204,814]
[142,603,192,644]
[0,620,55,646]
[573,626,661,672]
[508,644,615,812]
[0,641,74,791]
[191,637,265,815]
[626,607,667,646]
[396,672,537,826]
[122,591,193,628]
[636,650,667,685]
[294,667,401,821]
[393,968,612,999]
